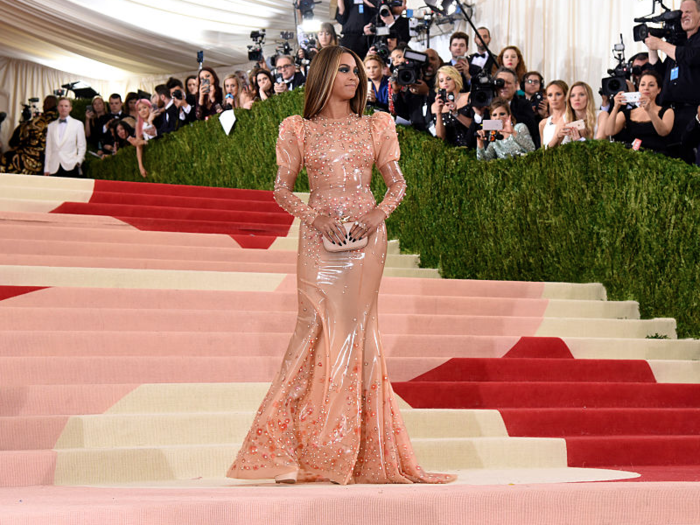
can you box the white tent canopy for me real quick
[0,0,683,150]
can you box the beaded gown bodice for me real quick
[226,112,455,485]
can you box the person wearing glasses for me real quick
[273,54,306,94]
[521,71,548,123]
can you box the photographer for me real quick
[522,71,548,123]
[336,0,377,57]
[431,65,472,147]
[476,97,536,161]
[363,0,410,48]
[493,67,541,148]
[645,0,700,161]
[0,96,57,174]
[605,70,675,155]
[166,77,196,129]
[273,55,306,94]
[629,52,652,89]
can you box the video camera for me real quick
[600,35,630,98]
[470,73,504,108]
[633,0,686,46]
[393,49,427,86]
[248,30,266,62]
[21,98,40,122]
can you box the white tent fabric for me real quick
[0,0,683,151]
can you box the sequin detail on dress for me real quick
[226,112,455,485]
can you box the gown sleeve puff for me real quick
[273,115,319,226]
[370,112,406,219]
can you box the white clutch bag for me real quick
[322,222,368,252]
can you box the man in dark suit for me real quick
[273,55,305,94]
[469,27,497,78]
[153,84,179,136]
[681,104,700,165]
[166,77,196,130]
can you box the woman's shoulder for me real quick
[514,122,529,133]
[368,111,395,131]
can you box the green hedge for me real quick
[85,90,700,338]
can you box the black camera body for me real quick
[438,89,455,103]
[248,29,266,62]
[378,0,403,18]
[633,8,686,46]
[530,90,544,108]
[600,35,631,98]
[470,73,505,108]
[395,49,427,86]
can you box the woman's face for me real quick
[116,125,127,140]
[128,98,137,112]
[438,72,457,93]
[523,75,541,96]
[639,75,661,99]
[547,85,566,110]
[137,102,150,119]
[256,73,271,91]
[224,78,238,96]
[318,29,332,47]
[365,60,383,81]
[569,85,588,111]
[491,105,510,124]
[502,49,519,70]
[331,53,360,101]
[187,78,198,95]
[93,98,105,113]
[390,49,404,66]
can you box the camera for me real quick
[600,35,630,98]
[438,88,455,103]
[395,49,427,86]
[248,29,266,62]
[470,73,504,108]
[374,38,391,62]
[378,0,403,18]
[21,97,40,122]
[530,90,544,108]
[172,89,184,101]
[633,2,686,46]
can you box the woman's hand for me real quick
[536,100,548,118]
[476,129,486,148]
[348,209,386,241]
[313,215,347,246]
[567,125,582,141]
[139,166,148,178]
[444,98,456,114]
[502,116,514,135]
[431,96,444,115]
[86,108,95,120]
[367,85,377,102]
[613,91,626,109]
[639,94,653,114]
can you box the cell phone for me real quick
[86,105,93,113]
[482,119,504,131]
[622,92,641,105]
[201,78,210,86]
[568,119,586,130]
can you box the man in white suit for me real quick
[44,97,86,177]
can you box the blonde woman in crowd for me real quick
[539,80,569,149]
[431,65,471,146]
[564,81,607,141]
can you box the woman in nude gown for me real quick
[226,46,455,486]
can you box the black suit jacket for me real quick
[287,71,306,90]
[468,53,497,78]
[681,114,700,165]
[156,103,180,136]
[510,96,541,149]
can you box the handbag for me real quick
[322,221,368,252]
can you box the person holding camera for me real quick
[565,81,607,142]
[166,78,196,129]
[431,65,471,147]
[605,70,675,155]
[645,0,700,161]
[195,67,224,120]
[476,97,536,161]
[273,55,306,95]
[522,71,548,124]
[365,54,391,111]
[84,95,109,150]
[389,49,438,132]
[336,0,377,58]
[493,67,541,149]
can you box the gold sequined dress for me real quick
[226,112,455,485]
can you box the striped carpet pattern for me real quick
[1,172,699,493]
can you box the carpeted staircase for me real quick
[1,172,699,488]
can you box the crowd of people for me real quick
[1,0,699,177]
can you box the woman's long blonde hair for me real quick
[303,46,368,119]
[565,81,596,139]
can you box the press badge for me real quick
[670,67,679,81]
